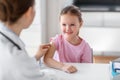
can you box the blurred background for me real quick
[20,0,120,63]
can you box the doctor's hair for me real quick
[60,5,82,22]
[0,0,35,24]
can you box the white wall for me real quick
[20,0,41,56]
[45,0,64,42]
[80,27,120,56]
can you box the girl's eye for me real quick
[70,24,75,27]
[62,24,66,26]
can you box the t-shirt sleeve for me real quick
[81,42,93,63]
[50,34,62,50]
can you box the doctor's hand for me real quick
[35,43,51,61]
[61,64,77,73]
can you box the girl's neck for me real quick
[66,36,82,45]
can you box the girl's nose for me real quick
[66,25,71,31]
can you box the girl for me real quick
[44,5,92,73]
[0,0,50,80]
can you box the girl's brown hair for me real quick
[60,5,82,22]
[0,0,34,24]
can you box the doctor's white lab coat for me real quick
[0,23,45,80]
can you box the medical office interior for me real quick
[20,0,120,63]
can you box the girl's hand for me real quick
[61,64,77,73]
[35,43,51,60]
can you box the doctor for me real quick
[0,0,50,80]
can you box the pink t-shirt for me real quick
[51,34,92,63]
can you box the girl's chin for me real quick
[64,35,72,39]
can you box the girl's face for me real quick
[60,14,82,40]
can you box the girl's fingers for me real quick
[62,65,77,73]
[67,66,77,73]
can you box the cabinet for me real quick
[80,12,120,56]
[82,12,104,27]
[82,12,120,27]
[93,55,119,63]
[104,13,120,27]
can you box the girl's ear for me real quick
[79,20,83,28]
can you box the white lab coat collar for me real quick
[0,22,25,50]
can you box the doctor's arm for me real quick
[43,42,77,73]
